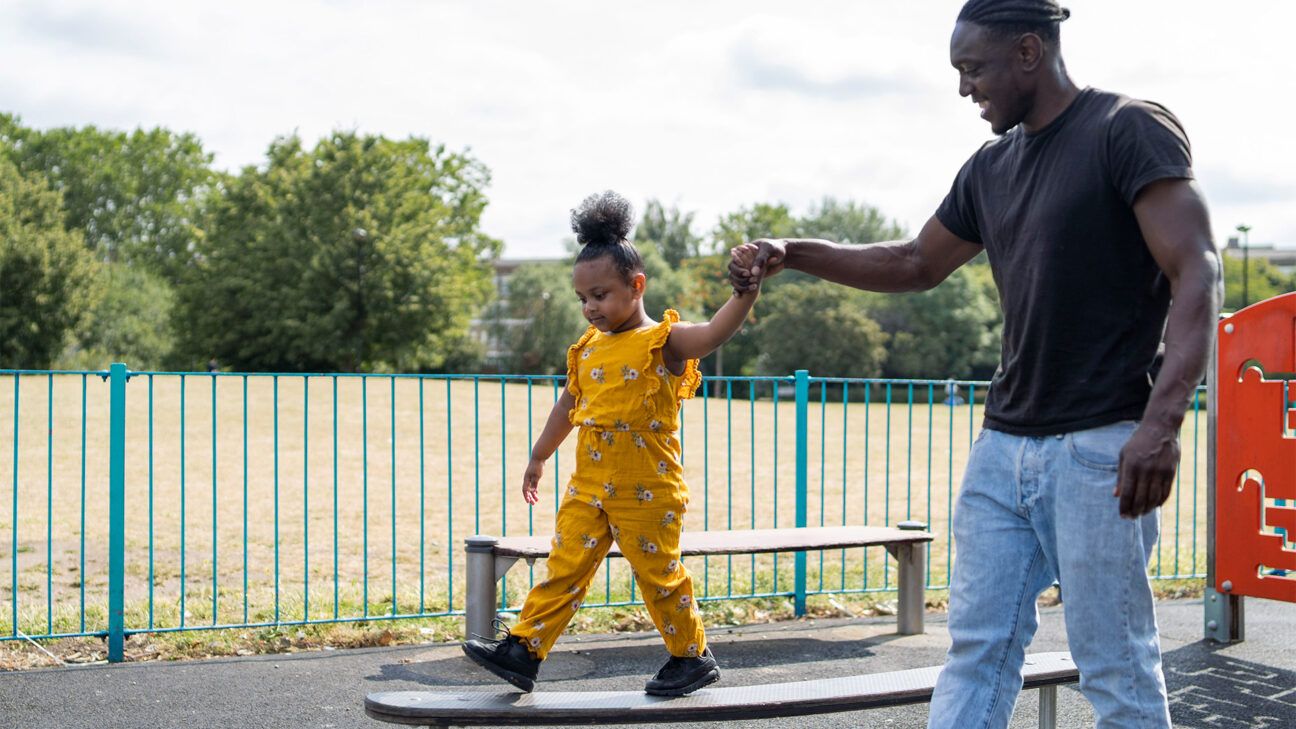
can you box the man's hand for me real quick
[1114,422,1180,518]
[522,456,545,506]
[729,239,787,293]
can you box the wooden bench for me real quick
[463,522,934,641]
[366,651,1078,728]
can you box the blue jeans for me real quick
[928,421,1171,729]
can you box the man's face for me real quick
[950,21,1030,136]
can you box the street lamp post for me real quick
[1236,224,1251,308]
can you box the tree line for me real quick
[0,115,498,371]
[2,114,1290,376]
[490,198,1005,381]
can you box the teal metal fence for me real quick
[0,366,1210,661]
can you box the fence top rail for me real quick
[0,369,981,388]
[0,369,108,377]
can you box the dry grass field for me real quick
[0,373,1211,638]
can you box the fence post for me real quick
[108,363,127,662]
[794,370,809,616]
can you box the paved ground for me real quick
[0,596,1292,728]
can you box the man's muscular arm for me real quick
[1118,178,1221,518]
[728,215,982,293]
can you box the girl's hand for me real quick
[729,239,782,293]
[522,456,545,505]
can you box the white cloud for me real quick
[1,0,1292,254]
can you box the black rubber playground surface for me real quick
[1,597,1292,728]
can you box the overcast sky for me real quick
[2,0,1292,257]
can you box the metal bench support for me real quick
[1038,684,1057,729]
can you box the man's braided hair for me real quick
[957,0,1070,44]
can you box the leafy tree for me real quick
[0,114,216,281]
[754,282,888,378]
[173,132,499,372]
[711,203,797,254]
[56,263,174,370]
[639,244,694,323]
[0,159,102,368]
[489,262,583,374]
[795,197,905,245]
[868,267,1001,379]
[1221,253,1294,311]
[637,200,703,268]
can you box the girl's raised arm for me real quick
[662,288,760,367]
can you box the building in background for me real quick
[470,257,562,371]
[1224,235,1296,275]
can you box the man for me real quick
[729,1,1220,727]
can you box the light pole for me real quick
[1235,224,1251,308]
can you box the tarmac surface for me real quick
[0,596,1292,728]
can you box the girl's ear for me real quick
[631,272,647,298]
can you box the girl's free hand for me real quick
[522,456,545,505]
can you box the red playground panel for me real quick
[1216,291,1296,603]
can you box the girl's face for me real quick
[572,256,646,333]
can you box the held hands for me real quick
[522,455,545,506]
[728,239,786,294]
[1114,422,1180,518]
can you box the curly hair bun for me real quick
[571,190,635,247]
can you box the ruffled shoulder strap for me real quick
[565,325,599,398]
[644,309,702,402]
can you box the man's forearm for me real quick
[783,238,934,293]
[1141,254,1221,431]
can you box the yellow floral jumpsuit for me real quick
[511,310,707,660]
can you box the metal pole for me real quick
[465,535,499,641]
[107,364,127,662]
[896,520,927,635]
[794,370,809,616]
[1038,685,1058,729]
[1204,323,1244,642]
[1237,224,1251,309]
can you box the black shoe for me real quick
[462,621,542,692]
[645,647,720,696]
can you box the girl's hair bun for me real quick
[571,190,635,247]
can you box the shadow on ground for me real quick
[369,636,881,687]
[1166,641,1296,728]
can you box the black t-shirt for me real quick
[936,88,1193,436]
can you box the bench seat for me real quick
[365,651,1077,728]
[464,524,934,640]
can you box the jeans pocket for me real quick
[1065,420,1137,472]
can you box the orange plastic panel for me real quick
[1216,291,1296,603]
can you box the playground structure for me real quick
[1206,291,1296,641]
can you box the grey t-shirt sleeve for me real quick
[935,149,985,245]
[1106,100,1194,206]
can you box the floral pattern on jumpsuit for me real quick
[511,310,705,659]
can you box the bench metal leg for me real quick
[465,536,500,641]
[1038,685,1057,729]
[894,541,926,635]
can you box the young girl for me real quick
[463,190,761,696]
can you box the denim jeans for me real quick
[927,421,1171,729]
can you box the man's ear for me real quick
[631,272,647,298]
[1017,33,1043,72]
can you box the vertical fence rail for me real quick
[793,369,809,616]
[107,363,126,661]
